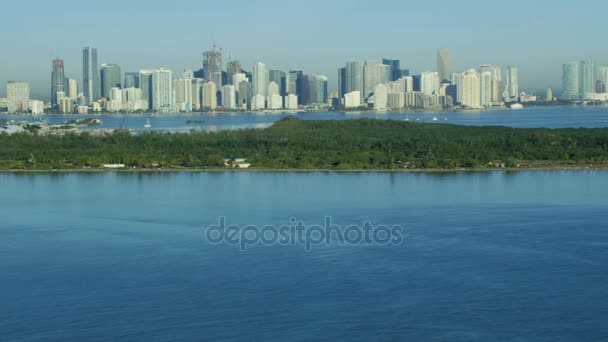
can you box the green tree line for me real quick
[1,117,607,170]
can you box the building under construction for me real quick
[203,46,222,87]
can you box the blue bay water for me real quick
[1,171,608,341]
[3,106,608,132]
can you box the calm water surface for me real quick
[1,171,607,341]
[3,106,608,132]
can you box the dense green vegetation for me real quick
[1,117,607,170]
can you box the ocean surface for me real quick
[3,105,608,132]
[1,171,607,341]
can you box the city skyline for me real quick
[2,0,608,99]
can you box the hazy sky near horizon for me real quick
[1,0,608,99]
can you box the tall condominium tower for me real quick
[480,71,493,107]
[100,64,122,99]
[562,62,580,100]
[82,47,99,105]
[139,70,154,110]
[345,62,364,102]
[506,65,519,100]
[252,62,268,97]
[152,68,174,112]
[437,48,452,82]
[420,71,440,96]
[203,47,223,87]
[579,59,596,95]
[7,81,30,113]
[479,65,502,103]
[51,58,65,108]
[461,69,480,108]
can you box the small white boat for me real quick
[144,117,151,128]
[432,117,439,121]
[510,103,524,110]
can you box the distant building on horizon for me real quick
[461,69,480,108]
[252,62,268,97]
[203,48,223,87]
[506,65,519,101]
[7,81,30,113]
[437,48,452,83]
[562,62,580,100]
[580,59,596,95]
[124,72,139,89]
[152,68,173,112]
[51,58,65,109]
[101,64,121,100]
[82,47,99,105]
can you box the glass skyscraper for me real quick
[100,64,122,100]
[82,47,99,105]
[562,62,580,100]
[51,58,65,108]
[124,72,140,89]
[580,59,596,95]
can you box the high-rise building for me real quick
[222,85,236,109]
[363,61,384,99]
[152,68,173,112]
[437,48,452,82]
[252,62,268,97]
[285,94,298,110]
[451,72,464,104]
[202,82,217,109]
[237,81,251,109]
[562,62,580,100]
[139,70,154,110]
[420,72,440,96]
[67,78,78,100]
[226,60,241,85]
[506,65,519,101]
[100,64,121,100]
[82,47,99,105]
[382,59,405,81]
[596,80,605,94]
[480,71,492,107]
[345,62,364,102]
[269,70,287,96]
[191,78,204,110]
[51,58,65,108]
[374,83,388,110]
[124,72,140,89]
[546,88,553,101]
[174,70,194,111]
[301,75,328,105]
[599,67,608,93]
[461,69,480,108]
[7,81,30,113]
[480,65,502,103]
[203,48,223,87]
[287,70,304,104]
[338,67,347,98]
[580,59,596,95]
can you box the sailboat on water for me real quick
[144,116,152,128]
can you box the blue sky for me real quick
[2,0,607,99]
